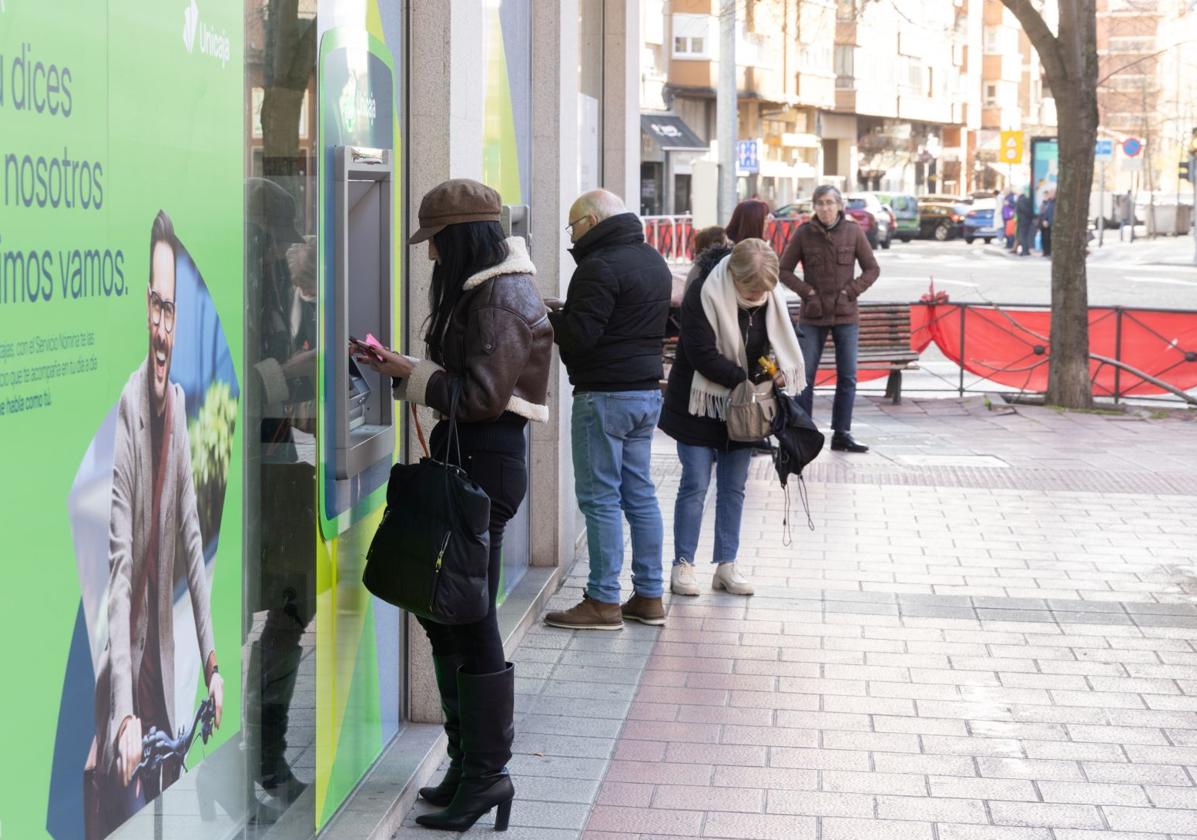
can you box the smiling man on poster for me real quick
[89,210,224,837]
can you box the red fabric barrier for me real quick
[923,304,1197,398]
[808,303,1197,398]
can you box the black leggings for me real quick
[417,418,528,675]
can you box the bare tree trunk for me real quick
[1003,0,1097,408]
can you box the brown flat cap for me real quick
[409,179,503,244]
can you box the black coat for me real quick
[549,213,672,392]
[659,250,773,450]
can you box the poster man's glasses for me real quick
[150,290,176,334]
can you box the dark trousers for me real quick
[418,420,528,675]
[1017,222,1035,254]
[796,322,860,433]
[1041,225,1052,257]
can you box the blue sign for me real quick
[1095,139,1113,160]
[1122,137,1143,157]
[736,139,760,173]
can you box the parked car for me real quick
[962,199,1002,244]
[774,199,879,247]
[919,193,972,205]
[846,194,890,249]
[918,201,967,241]
[879,204,897,249]
[874,193,919,242]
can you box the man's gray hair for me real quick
[812,185,843,205]
[573,189,627,222]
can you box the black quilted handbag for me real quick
[363,386,491,624]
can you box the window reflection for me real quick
[244,0,318,834]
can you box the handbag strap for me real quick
[437,380,465,466]
[409,403,430,459]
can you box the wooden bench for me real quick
[662,300,918,404]
[787,300,919,404]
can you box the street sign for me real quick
[1122,137,1143,157]
[999,131,1023,164]
[736,140,760,173]
[1094,139,1114,160]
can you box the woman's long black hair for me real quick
[424,220,509,362]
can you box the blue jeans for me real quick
[571,390,665,602]
[797,322,859,433]
[673,442,752,567]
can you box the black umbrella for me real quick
[769,391,825,541]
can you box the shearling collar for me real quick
[463,236,536,291]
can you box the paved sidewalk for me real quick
[395,395,1197,839]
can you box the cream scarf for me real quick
[688,254,806,420]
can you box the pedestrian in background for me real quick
[724,198,771,244]
[544,190,673,630]
[1002,191,1017,250]
[779,185,879,453]
[659,239,804,597]
[1040,189,1055,259]
[684,226,732,293]
[1016,188,1035,257]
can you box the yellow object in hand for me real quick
[758,356,778,377]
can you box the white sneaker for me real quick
[712,563,754,596]
[671,562,700,596]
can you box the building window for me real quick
[983,26,1002,53]
[672,13,712,59]
[834,44,854,88]
[984,82,999,107]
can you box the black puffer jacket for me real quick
[549,213,672,392]
[659,249,773,450]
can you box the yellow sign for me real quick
[999,130,1024,164]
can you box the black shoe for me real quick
[830,432,869,453]
[418,654,464,806]
[416,663,516,832]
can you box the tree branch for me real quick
[1096,41,1197,87]
[1000,0,1066,84]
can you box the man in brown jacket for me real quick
[779,185,880,452]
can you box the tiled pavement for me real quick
[394,395,1197,839]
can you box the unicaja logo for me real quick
[181,0,231,68]
[183,0,199,53]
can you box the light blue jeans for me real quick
[673,442,753,567]
[571,391,665,603]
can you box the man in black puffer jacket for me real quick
[544,190,673,631]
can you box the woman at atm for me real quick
[353,178,552,832]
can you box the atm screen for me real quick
[347,356,371,429]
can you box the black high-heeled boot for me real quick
[416,663,515,832]
[418,654,464,806]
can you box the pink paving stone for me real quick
[635,685,729,706]
[712,765,820,791]
[700,812,817,840]
[675,704,774,726]
[605,759,714,786]
[596,780,655,808]
[584,804,705,837]
[685,671,778,691]
[650,783,765,813]
[620,719,721,744]
[647,654,736,673]
[613,739,668,762]
[640,669,689,687]
[664,742,768,766]
[718,724,820,748]
[626,701,680,721]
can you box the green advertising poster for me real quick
[0,1,243,838]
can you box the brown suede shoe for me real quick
[544,594,623,630]
[621,594,665,626]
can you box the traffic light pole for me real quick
[1191,153,1196,266]
[1098,160,1105,248]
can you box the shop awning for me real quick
[641,113,708,151]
